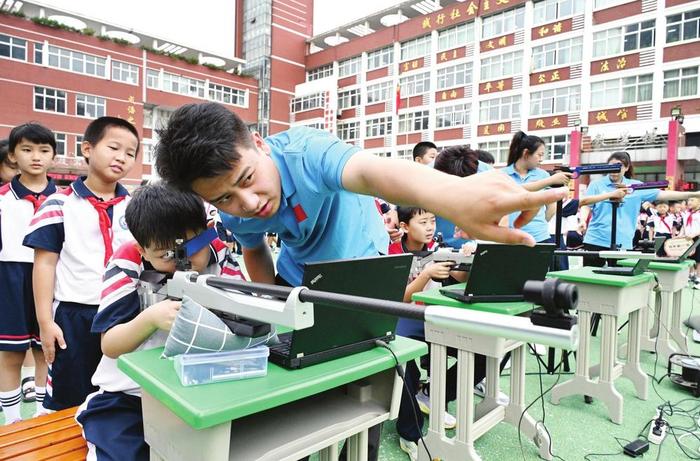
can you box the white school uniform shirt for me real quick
[0,176,57,262]
[684,209,700,237]
[22,177,133,306]
[651,213,677,235]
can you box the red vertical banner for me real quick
[667,119,681,191]
[569,130,582,199]
[395,84,401,114]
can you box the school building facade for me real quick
[295,0,700,189]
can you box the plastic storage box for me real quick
[173,346,269,386]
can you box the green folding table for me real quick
[118,336,426,461]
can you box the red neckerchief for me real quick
[23,194,47,212]
[658,214,673,234]
[688,210,700,227]
[85,195,126,266]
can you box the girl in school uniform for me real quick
[580,151,700,266]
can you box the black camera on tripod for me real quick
[523,279,578,330]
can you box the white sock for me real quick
[35,386,45,405]
[21,366,35,381]
[0,388,22,424]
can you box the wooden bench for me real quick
[0,407,86,460]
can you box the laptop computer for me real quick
[593,258,651,276]
[438,243,556,303]
[268,254,413,369]
[653,237,700,263]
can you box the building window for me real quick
[367,46,393,71]
[290,93,325,113]
[306,64,333,82]
[531,37,583,70]
[396,148,413,160]
[533,0,585,25]
[365,117,392,137]
[594,0,633,7]
[590,74,653,108]
[478,140,510,164]
[663,67,699,99]
[34,42,43,64]
[47,45,106,77]
[146,69,160,89]
[366,81,393,104]
[667,10,700,44]
[112,61,139,85]
[482,6,525,40]
[301,122,325,130]
[55,133,66,156]
[593,20,655,58]
[34,86,66,113]
[337,121,360,141]
[76,94,106,118]
[398,110,429,133]
[162,72,205,98]
[400,35,430,61]
[400,72,430,97]
[142,142,154,164]
[436,63,473,90]
[208,83,246,106]
[438,22,475,51]
[75,136,83,157]
[436,103,470,128]
[338,57,361,77]
[541,134,569,161]
[338,88,360,110]
[480,51,523,81]
[479,95,521,122]
[530,85,581,116]
[0,33,26,60]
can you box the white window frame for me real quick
[533,0,585,25]
[366,81,393,104]
[338,57,361,77]
[532,37,583,70]
[398,110,429,133]
[480,51,523,80]
[75,135,84,157]
[146,69,160,89]
[337,121,360,141]
[478,140,510,164]
[162,72,205,98]
[111,61,139,85]
[54,133,66,156]
[290,93,325,113]
[338,88,361,110]
[436,103,470,128]
[541,134,569,161]
[437,22,475,51]
[76,94,106,119]
[530,85,581,116]
[479,95,521,123]
[400,35,430,61]
[400,72,430,97]
[365,117,392,137]
[0,33,27,61]
[481,6,525,40]
[590,73,653,108]
[366,46,393,71]
[208,83,247,106]
[47,45,106,77]
[663,66,699,99]
[593,20,656,58]
[306,64,333,82]
[436,62,473,90]
[34,86,66,114]
[667,9,700,44]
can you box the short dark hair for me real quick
[507,131,544,166]
[654,200,669,206]
[397,205,430,225]
[607,151,634,179]
[476,149,495,165]
[155,102,254,189]
[0,139,10,165]
[83,116,140,155]
[434,146,479,178]
[8,123,56,155]
[412,141,437,161]
[125,183,207,250]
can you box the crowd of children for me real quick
[20,102,698,461]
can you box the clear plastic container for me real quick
[173,346,269,386]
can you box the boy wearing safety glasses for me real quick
[75,183,245,461]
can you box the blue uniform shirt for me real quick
[583,175,660,250]
[434,161,492,249]
[504,165,551,242]
[221,127,389,285]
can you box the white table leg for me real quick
[654,291,679,360]
[621,310,648,400]
[552,311,591,404]
[319,442,340,461]
[670,288,690,354]
[345,429,367,461]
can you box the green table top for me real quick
[617,258,694,272]
[412,284,534,316]
[118,336,427,430]
[548,267,654,287]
